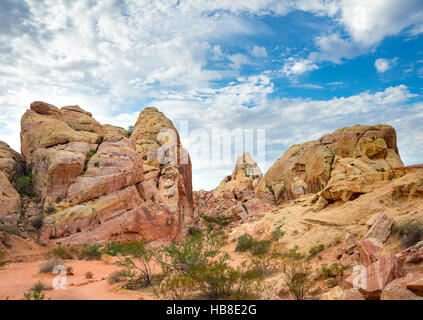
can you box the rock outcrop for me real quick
[0,142,27,224]
[194,153,274,227]
[257,125,404,208]
[17,101,193,244]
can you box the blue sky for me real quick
[0,0,423,190]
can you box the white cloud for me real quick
[281,57,319,76]
[251,45,268,58]
[375,58,398,73]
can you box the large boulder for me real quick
[21,102,194,244]
[346,252,402,299]
[130,107,194,238]
[257,125,404,205]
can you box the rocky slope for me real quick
[256,125,404,209]
[7,101,195,245]
[194,153,274,226]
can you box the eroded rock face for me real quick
[130,107,194,239]
[0,142,27,224]
[257,125,404,206]
[20,102,193,244]
[194,153,274,226]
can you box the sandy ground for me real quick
[0,259,155,300]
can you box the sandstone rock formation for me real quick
[194,153,274,226]
[257,125,404,209]
[0,142,27,224]
[16,101,193,244]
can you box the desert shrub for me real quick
[31,280,52,291]
[127,125,134,136]
[308,244,325,259]
[282,260,313,300]
[192,258,270,300]
[14,173,35,197]
[31,216,44,231]
[235,234,272,256]
[201,214,233,228]
[247,254,278,276]
[114,240,155,289]
[188,226,202,236]
[85,271,93,279]
[80,243,103,260]
[396,220,423,248]
[107,270,127,285]
[102,241,124,256]
[0,248,8,269]
[320,262,345,285]
[153,273,197,300]
[39,257,63,273]
[235,234,255,252]
[156,231,224,277]
[48,245,73,260]
[285,245,305,260]
[251,240,271,256]
[271,229,286,241]
[24,288,45,300]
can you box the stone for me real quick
[364,213,393,242]
[335,248,347,259]
[194,152,274,227]
[344,233,358,251]
[346,253,401,299]
[0,141,27,181]
[321,286,365,300]
[357,238,383,265]
[102,124,129,141]
[381,284,423,300]
[66,137,143,205]
[0,172,21,224]
[257,124,403,205]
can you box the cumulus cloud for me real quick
[281,57,318,76]
[1,0,422,190]
[375,58,398,73]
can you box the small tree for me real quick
[114,240,155,288]
[282,260,312,300]
[156,231,225,277]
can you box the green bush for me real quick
[308,244,325,258]
[282,260,313,300]
[31,216,44,231]
[235,234,271,255]
[156,231,224,277]
[154,273,197,300]
[201,214,233,228]
[80,243,103,260]
[49,245,73,260]
[271,229,286,241]
[24,288,45,300]
[192,258,270,300]
[31,280,52,291]
[14,173,35,197]
[235,234,255,252]
[251,240,271,256]
[286,245,305,260]
[320,262,344,279]
[114,240,155,289]
[188,226,202,236]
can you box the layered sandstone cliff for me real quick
[13,101,194,244]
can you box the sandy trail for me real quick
[0,259,153,300]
